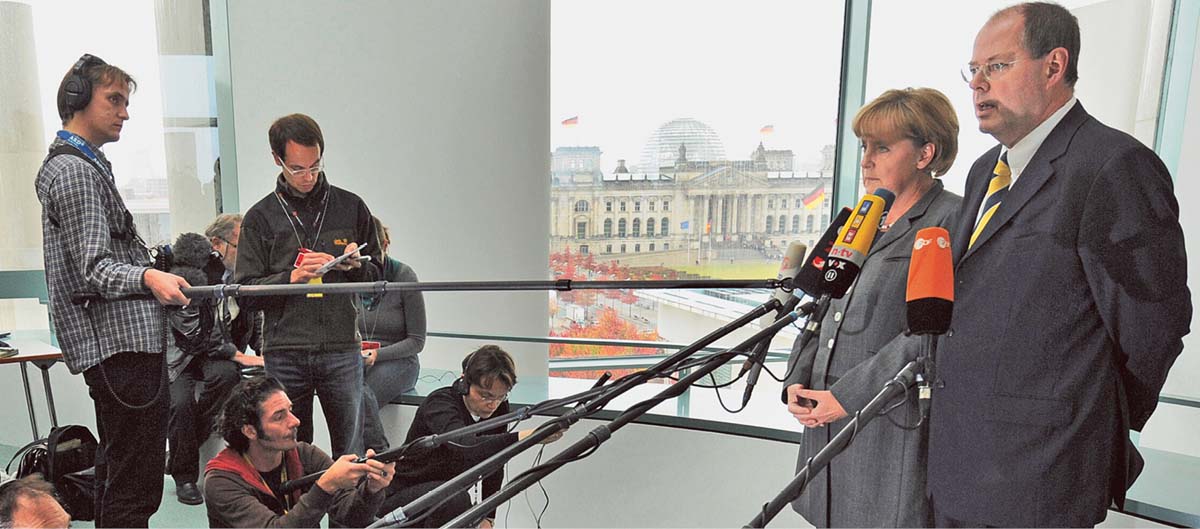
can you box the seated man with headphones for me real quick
[380,345,563,528]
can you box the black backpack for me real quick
[6,425,98,521]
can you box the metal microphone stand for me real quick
[182,278,783,300]
[443,308,809,528]
[743,359,921,528]
[369,298,784,528]
[281,377,615,493]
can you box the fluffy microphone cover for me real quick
[171,232,214,287]
[173,232,214,268]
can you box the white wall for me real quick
[1163,5,1200,406]
[375,405,811,529]
[1140,7,1200,460]
[221,0,551,377]
[373,403,1160,528]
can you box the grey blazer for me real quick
[783,180,960,528]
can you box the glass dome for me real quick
[637,118,726,172]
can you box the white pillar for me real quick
[0,1,46,271]
[154,0,220,235]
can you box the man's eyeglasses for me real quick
[282,160,324,178]
[961,59,1023,83]
[218,237,237,249]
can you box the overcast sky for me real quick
[551,0,846,171]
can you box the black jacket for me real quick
[395,387,518,518]
[234,174,383,354]
[167,297,263,382]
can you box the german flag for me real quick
[802,186,825,209]
[759,124,774,134]
[561,116,579,126]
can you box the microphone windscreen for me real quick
[873,188,896,213]
[792,207,852,297]
[778,242,807,278]
[173,232,215,269]
[771,242,807,306]
[906,226,953,334]
[170,264,208,288]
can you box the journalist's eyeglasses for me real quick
[473,386,509,404]
[961,59,1023,83]
[281,159,324,178]
[218,237,237,250]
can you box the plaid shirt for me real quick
[35,136,165,374]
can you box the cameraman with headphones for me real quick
[381,346,564,528]
[34,54,190,527]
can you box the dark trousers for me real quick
[167,357,239,484]
[380,480,472,528]
[267,350,364,457]
[82,351,170,528]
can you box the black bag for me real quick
[5,425,98,521]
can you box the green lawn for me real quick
[672,261,780,279]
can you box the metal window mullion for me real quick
[832,0,873,212]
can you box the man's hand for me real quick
[290,252,334,283]
[360,449,396,494]
[479,518,494,529]
[316,453,385,494]
[787,384,847,428]
[362,348,378,367]
[143,268,191,306]
[518,427,566,444]
[335,242,363,271]
[232,352,264,367]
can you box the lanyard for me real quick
[274,185,330,250]
[244,453,291,513]
[56,130,114,181]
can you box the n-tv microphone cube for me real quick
[822,192,889,298]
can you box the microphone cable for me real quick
[523,445,550,529]
[80,296,172,411]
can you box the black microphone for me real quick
[790,207,853,300]
[742,208,851,408]
[905,226,953,420]
[821,189,895,298]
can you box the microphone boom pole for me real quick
[444,309,810,528]
[281,381,617,493]
[370,298,786,528]
[182,278,783,299]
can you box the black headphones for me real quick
[63,54,106,112]
[452,350,482,396]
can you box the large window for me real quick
[549,0,842,431]
[0,0,221,275]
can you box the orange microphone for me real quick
[905,226,953,335]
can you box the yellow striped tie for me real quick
[969,152,1012,249]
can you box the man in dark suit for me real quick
[930,2,1191,526]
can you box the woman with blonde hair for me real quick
[782,87,961,527]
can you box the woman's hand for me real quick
[786,384,847,428]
